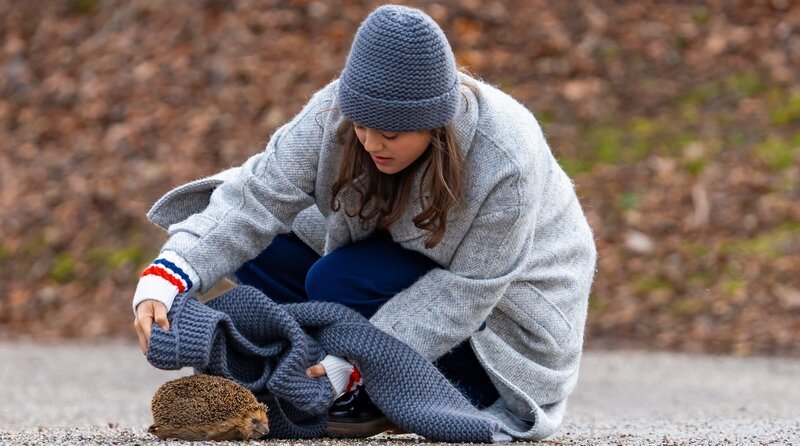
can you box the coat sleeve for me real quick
[368,171,543,362]
[160,81,336,295]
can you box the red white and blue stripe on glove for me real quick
[132,250,200,316]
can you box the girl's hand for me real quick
[306,364,327,378]
[133,300,170,356]
[307,356,362,399]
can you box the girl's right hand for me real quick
[133,299,170,356]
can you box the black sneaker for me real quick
[325,387,404,438]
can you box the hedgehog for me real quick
[148,374,269,441]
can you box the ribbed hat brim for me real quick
[338,78,459,132]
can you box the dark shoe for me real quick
[325,387,405,438]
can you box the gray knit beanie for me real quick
[338,4,460,132]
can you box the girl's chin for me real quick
[375,163,400,174]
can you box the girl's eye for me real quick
[383,134,397,140]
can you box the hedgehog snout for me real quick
[250,416,269,437]
[242,408,269,439]
[253,421,269,438]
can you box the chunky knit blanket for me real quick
[146,285,503,442]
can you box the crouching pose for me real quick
[132,4,596,441]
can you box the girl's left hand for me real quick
[306,364,327,378]
[305,355,361,399]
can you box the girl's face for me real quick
[354,123,432,174]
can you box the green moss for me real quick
[535,109,556,127]
[634,276,672,293]
[663,133,698,157]
[89,246,149,271]
[683,158,706,177]
[496,79,515,92]
[736,236,780,257]
[21,235,49,256]
[109,246,148,269]
[669,298,701,317]
[87,247,108,264]
[723,72,766,98]
[782,175,798,193]
[579,122,654,165]
[686,271,712,287]
[627,117,659,159]
[676,72,763,114]
[588,296,607,312]
[629,117,657,139]
[586,125,624,164]
[721,225,799,259]
[577,116,701,167]
[691,6,710,24]
[69,0,99,15]
[557,157,592,176]
[618,191,639,210]
[680,82,720,108]
[684,242,710,257]
[753,134,798,171]
[50,253,76,284]
[0,244,8,263]
[679,102,700,123]
[770,93,800,126]
[722,279,746,295]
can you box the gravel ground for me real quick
[0,341,798,445]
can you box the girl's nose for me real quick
[362,130,383,153]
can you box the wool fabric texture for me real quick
[147,285,504,442]
[337,4,459,131]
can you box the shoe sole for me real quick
[326,418,408,438]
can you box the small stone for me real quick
[624,230,654,255]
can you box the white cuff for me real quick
[131,250,200,317]
[132,275,178,317]
[320,355,357,399]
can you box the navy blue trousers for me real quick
[234,230,500,409]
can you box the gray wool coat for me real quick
[145,72,597,440]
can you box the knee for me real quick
[304,255,344,303]
[307,253,394,318]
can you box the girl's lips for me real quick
[371,155,392,165]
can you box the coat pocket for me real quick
[495,281,574,351]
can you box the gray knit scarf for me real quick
[146,285,502,442]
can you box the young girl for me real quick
[132,4,596,441]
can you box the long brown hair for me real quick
[328,75,480,249]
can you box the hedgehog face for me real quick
[239,405,269,439]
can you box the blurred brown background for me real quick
[0,0,797,356]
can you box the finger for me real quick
[140,304,154,342]
[134,319,147,356]
[154,304,170,331]
[306,364,327,378]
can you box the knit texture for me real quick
[338,4,459,131]
[147,285,502,442]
